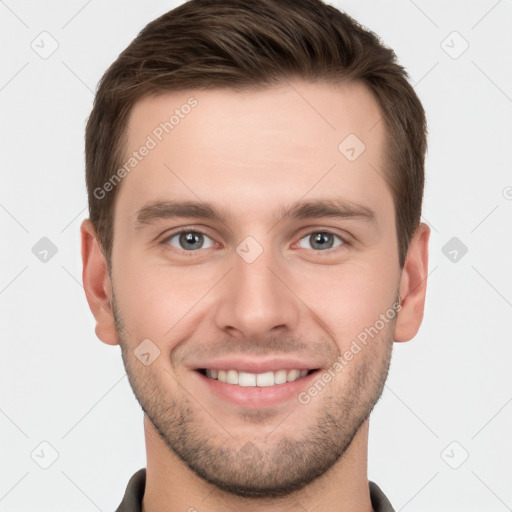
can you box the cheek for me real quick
[292,257,399,345]
[113,257,220,345]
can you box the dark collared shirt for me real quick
[115,468,395,511]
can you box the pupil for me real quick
[180,232,202,250]
[312,232,332,250]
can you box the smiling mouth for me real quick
[197,368,318,387]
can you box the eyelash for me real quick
[159,228,349,255]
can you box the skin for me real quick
[81,80,430,512]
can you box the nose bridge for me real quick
[213,236,300,338]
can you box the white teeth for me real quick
[226,369,239,385]
[274,369,287,384]
[287,369,300,382]
[205,368,310,386]
[256,371,275,387]
[238,371,256,387]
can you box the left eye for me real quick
[164,231,215,251]
[297,231,344,251]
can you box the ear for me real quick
[394,222,430,342]
[80,219,119,346]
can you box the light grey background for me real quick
[1,1,511,510]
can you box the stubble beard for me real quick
[112,295,394,499]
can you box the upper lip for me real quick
[192,357,322,374]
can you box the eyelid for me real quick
[159,226,218,247]
[294,226,351,245]
[293,229,349,253]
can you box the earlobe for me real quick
[80,219,119,346]
[394,222,430,343]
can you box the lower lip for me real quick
[194,370,320,408]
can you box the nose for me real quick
[212,242,301,340]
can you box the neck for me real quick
[141,415,374,512]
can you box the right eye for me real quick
[162,230,216,252]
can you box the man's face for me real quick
[110,81,401,497]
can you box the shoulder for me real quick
[369,481,395,512]
[115,468,146,512]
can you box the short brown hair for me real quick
[85,0,427,268]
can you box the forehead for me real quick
[116,81,391,227]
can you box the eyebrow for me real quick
[134,198,376,229]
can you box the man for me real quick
[80,0,429,510]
